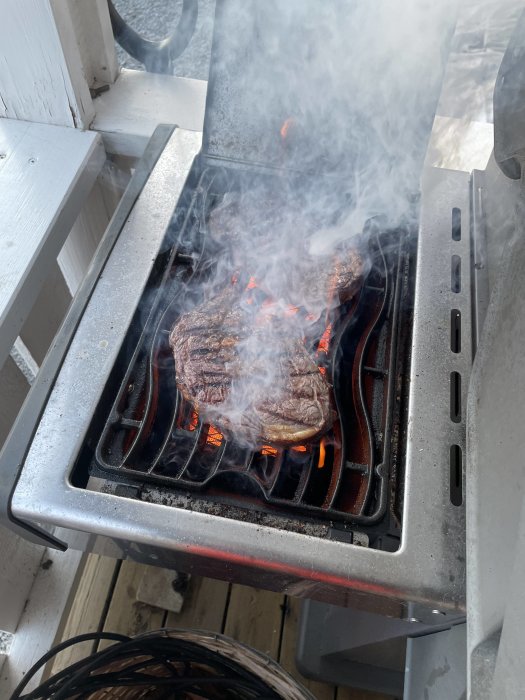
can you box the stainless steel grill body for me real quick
[10,129,471,621]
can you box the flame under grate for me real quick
[84,166,409,529]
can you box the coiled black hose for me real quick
[10,630,287,700]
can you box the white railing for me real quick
[0,1,206,691]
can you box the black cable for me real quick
[55,635,204,699]
[10,632,130,700]
[53,674,266,700]
[23,644,160,700]
[12,631,285,700]
[107,0,198,74]
[23,651,165,699]
[51,641,168,700]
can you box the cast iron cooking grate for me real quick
[85,165,409,528]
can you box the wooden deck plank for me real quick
[165,576,230,632]
[223,584,284,660]
[280,597,336,700]
[44,562,399,699]
[49,554,119,674]
[98,561,166,650]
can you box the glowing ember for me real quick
[246,276,257,290]
[261,445,278,457]
[284,305,300,317]
[189,410,199,432]
[317,324,332,356]
[318,439,327,469]
[291,445,307,453]
[206,425,223,447]
[280,117,295,140]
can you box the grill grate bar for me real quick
[120,418,142,429]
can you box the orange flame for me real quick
[189,410,199,432]
[317,324,332,356]
[206,425,223,447]
[261,445,278,457]
[291,445,308,453]
[318,439,327,469]
[280,117,295,140]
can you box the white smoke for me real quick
[171,0,459,446]
[206,0,458,229]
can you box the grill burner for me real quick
[84,165,412,542]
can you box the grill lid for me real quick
[202,0,325,170]
[202,0,396,173]
[202,0,455,177]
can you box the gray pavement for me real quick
[112,0,215,79]
[0,631,12,655]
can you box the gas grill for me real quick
[1,0,470,651]
[2,125,472,616]
[83,160,411,547]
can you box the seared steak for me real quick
[288,244,366,313]
[169,286,333,445]
[174,190,366,445]
[208,191,366,310]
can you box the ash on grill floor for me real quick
[50,555,397,699]
[137,486,332,538]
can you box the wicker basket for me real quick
[47,629,316,700]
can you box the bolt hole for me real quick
[171,572,190,595]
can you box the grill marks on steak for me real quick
[169,287,334,445]
[170,188,366,446]
[252,350,333,444]
[170,288,243,408]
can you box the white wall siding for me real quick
[0,0,93,128]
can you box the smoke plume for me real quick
[171,0,459,447]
